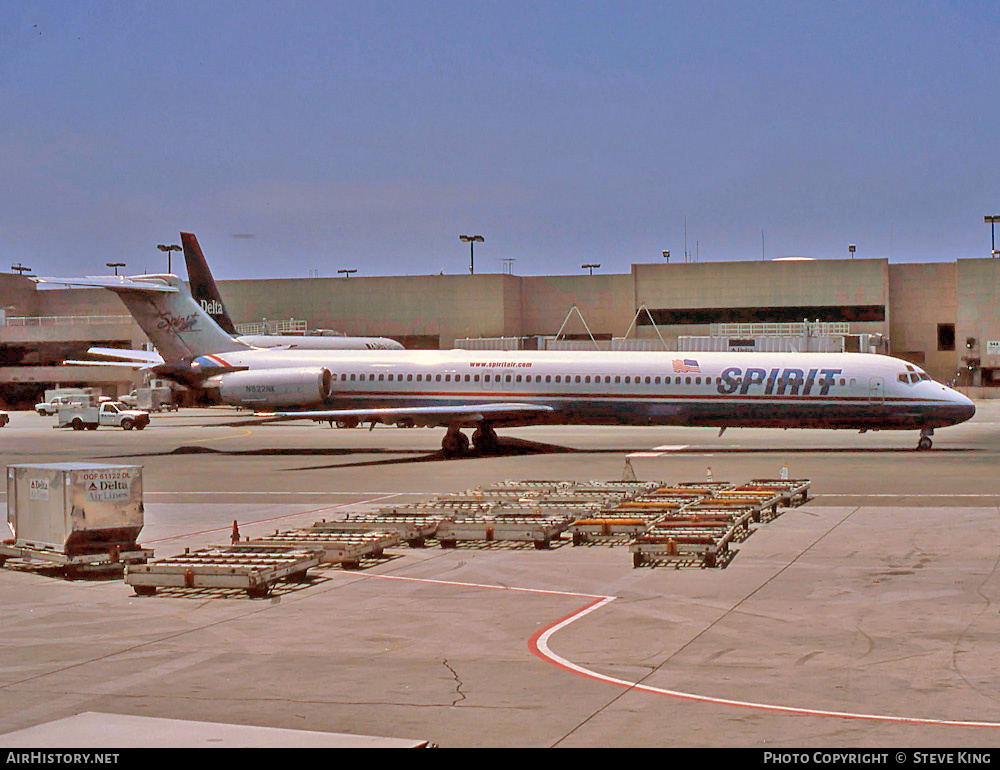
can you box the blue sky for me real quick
[3,1,999,278]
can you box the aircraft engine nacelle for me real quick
[212,367,332,407]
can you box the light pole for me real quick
[10,263,31,276]
[338,269,357,278]
[459,234,484,275]
[582,263,601,275]
[106,262,126,276]
[985,216,1000,258]
[157,243,181,273]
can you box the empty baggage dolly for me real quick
[126,545,321,598]
[251,527,400,568]
[320,513,443,548]
[435,514,572,549]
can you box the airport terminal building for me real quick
[1,256,998,406]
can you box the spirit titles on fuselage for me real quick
[717,367,844,396]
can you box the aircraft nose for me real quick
[949,388,976,423]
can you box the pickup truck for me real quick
[57,401,150,431]
[36,394,85,416]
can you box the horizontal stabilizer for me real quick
[35,275,179,293]
[87,347,165,364]
[63,360,157,369]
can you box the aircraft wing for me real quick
[250,403,556,428]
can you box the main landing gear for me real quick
[472,424,499,452]
[441,423,499,456]
[917,427,934,451]
[441,426,470,457]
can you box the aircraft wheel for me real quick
[472,425,499,452]
[917,436,933,451]
[441,430,469,456]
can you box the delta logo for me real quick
[199,299,225,316]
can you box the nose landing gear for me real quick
[917,427,934,451]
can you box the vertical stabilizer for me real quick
[114,275,250,362]
[181,232,239,335]
[36,274,250,363]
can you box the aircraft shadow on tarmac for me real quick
[99,437,973,472]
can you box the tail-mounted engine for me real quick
[207,367,332,407]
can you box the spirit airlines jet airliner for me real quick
[39,273,975,454]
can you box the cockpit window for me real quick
[900,366,933,384]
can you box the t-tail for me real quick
[35,274,251,364]
[180,232,239,335]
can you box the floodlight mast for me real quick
[157,243,181,273]
[986,216,1000,258]
[459,235,484,274]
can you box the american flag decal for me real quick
[672,359,701,373]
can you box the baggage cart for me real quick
[252,528,400,568]
[126,545,321,598]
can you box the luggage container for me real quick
[2,463,151,573]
